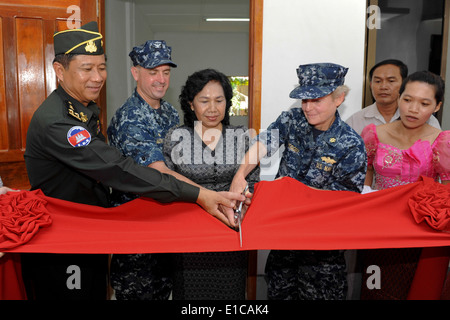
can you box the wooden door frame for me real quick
[248,0,263,134]
[246,0,263,301]
[364,0,378,109]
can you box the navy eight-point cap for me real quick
[289,63,348,100]
[129,40,177,69]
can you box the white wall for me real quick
[260,0,367,130]
[259,0,367,180]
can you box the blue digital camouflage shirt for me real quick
[257,107,367,193]
[107,88,180,300]
[107,88,180,166]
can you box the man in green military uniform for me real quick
[22,21,244,300]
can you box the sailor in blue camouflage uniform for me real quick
[231,63,367,299]
[107,40,180,300]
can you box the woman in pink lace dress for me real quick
[360,70,449,299]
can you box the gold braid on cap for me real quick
[53,28,103,54]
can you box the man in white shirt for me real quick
[346,59,441,134]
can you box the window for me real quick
[229,76,249,116]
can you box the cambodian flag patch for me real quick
[67,126,91,147]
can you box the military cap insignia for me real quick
[321,156,337,164]
[329,138,336,143]
[85,40,97,53]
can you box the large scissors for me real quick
[234,184,249,247]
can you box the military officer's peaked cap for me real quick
[53,21,104,55]
[289,63,348,100]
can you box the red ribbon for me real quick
[1,176,449,254]
[1,176,449,300]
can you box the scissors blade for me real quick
[234,207,243,247]
[238,215,242,247]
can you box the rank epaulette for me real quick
[66,100,88,123]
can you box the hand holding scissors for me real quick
[234,184,249,247]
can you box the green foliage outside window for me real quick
[229,76,249,116]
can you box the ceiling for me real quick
[133,0,250,33]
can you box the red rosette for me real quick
[409,181,450,232]
[0,190,52,250]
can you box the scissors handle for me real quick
[234,184,249,223]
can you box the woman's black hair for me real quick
[179,68,233,127]
[399,70,445,105]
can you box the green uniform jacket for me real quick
[24,86,199,207]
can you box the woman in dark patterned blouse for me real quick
[163,69,259,300]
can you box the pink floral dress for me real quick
[361,124,450,190]
[360,123,450,299]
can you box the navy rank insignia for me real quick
[321,156,337,164]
